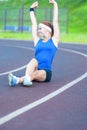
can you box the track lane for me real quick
[0,39,87,130]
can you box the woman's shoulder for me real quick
[50,38,58,48]
[34,39,42,47]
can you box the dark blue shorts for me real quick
[44,69,52,82]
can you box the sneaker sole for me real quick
[23,82,33,87]
[8,73,12,86]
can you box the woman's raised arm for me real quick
[30,1,39,45]
[49,0,60,47]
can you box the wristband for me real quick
[30,8,34,12]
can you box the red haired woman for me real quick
[8,0,60,86]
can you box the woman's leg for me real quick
[25,58,38,77]
[31,70,46,82]
[8,58,38,86]
[8,58,46,86]
[19,58,38,83]
[21,58,46,85]
[19,60,46,83]
[23,58,46,82]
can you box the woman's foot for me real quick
[23,75,33,86]
[8,73,19,87]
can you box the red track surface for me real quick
[0,39,87,130]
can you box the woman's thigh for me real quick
[32,70,46,82]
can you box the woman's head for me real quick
[37,21,54,38]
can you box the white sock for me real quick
[25,75,31,82]
[16,78,20,84]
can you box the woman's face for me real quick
[37,26,47,37]
[37,24,51,38]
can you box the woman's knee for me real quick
[27,58,38,67]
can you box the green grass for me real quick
[60,33,87,44]
[0,31,32,40]
[0,31,87,44]
[69,2,87,33]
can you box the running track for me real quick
[0,39,87,130]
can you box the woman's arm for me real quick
[49,0,60,47]
[30,1,39,45]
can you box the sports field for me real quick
[0,39,87,129]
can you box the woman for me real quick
[8,0,60,86]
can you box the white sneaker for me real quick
[23,75,33,86]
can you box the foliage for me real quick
[0,0,87,33]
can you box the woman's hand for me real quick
[30,1,39,8]
[49,0,56,4]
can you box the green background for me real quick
[0,0,87,43]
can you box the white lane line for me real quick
[0,45,34,52]
[0,72,87,125]
[59,48,87,58]
[0,65,27,76]
[0,38,32,42]
[0,46,34,76]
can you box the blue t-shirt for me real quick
[35,38,57,71]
